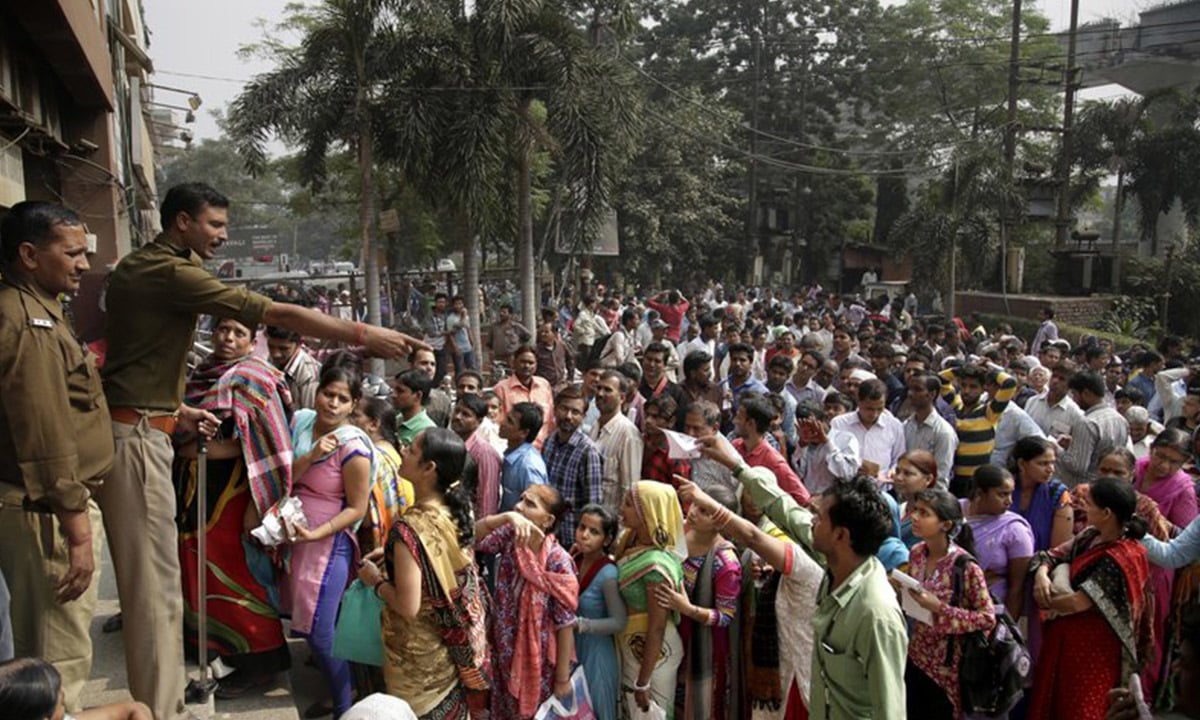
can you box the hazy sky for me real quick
[142,0,1148,146]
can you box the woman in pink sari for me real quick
[1132,429,1199,697]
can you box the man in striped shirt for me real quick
[940,363,1018,497]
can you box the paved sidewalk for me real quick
[79,542,325,719]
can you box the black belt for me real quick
[0,480,55,514]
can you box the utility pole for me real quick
[1053,0,1080,248]
[791,55,809,287]
[948,158,960,319]
[999,0,1022,305]
[745,28,761,283]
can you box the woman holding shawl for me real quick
[476,484,579,719]
[174,316,293,697]
[284,361,374,718]
[1027,477,1152,720]
[617,481,687,718]
[357,427,489,720]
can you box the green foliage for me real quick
[364,0,642,325]
[866,0,1060,154]
[613,88,744,283]
[977,313,1143,351]
[1095,295,1158,340]
[157,134,291,234]
[1071,97,1147,210]
[1122,255,1200,339]
[1073,89,1200,252]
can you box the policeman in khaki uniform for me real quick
[0,201,113,711]
[100,182,426,719]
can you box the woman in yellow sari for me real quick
[357,428,489,720]
[617,480,687,718]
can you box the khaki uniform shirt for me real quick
[102,236,272,411]
[0,279,113,512]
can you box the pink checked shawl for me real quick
[185,354,294,515]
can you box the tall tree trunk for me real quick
[355,69,383,375]
[462,217,482,365]
[1111,168,1125,288]
[517,107,537,331]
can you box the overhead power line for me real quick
[641,106,954,177]
[626,55,1009,161]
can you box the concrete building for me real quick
[1068,1,1200,96]
[0,0,173,340]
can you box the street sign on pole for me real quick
[379,209,401,235]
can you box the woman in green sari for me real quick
[617,480,687,718]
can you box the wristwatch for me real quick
[733,463,750,480]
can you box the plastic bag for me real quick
[625,696,667,720]
[332,579,384,666]
[534,667,596,720]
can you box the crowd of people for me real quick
[2,184,1200,720]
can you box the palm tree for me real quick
[376,0,642,331]
[1073,96,1149,285]
[1123,89,1200,256]
[228,0,405,334]
[889,146,1018,313]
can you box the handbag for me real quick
[332,579,385,666]
[1043,563,1073,620]
[534,667,596,720]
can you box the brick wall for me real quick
[955,292,1117,326]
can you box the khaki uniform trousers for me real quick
[96,419,186,720]
[0,486,104,712]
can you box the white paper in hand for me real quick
[890,569,934,626]
[251,496,309,547]
[662,429,702,460]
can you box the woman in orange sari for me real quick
[1027,477,1152,720]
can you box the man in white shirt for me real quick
[588,369,643,510]
[598,308,642,369]
[571,295,609,364]
[830,378,905,483]
[1025,360,1084,438]
[1125,405,1159,460]
[991,400,1046,466]
[682,313,720,375]
[1030,306,1059,355]
[1058,369,1130,487]
[634,308,656,352]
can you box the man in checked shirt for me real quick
[542,386,603,543]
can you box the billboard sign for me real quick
[222,224,282,258]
